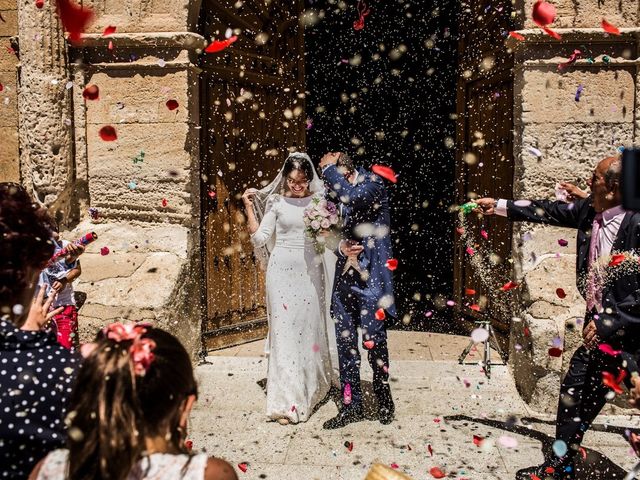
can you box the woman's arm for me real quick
[249,196,277,248]
[242,189,260,234]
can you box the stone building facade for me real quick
[506,1,640,411]
[0,0,639,412]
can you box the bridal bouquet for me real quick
[303,197,340,253]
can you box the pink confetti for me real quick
[558,239,568,247]
[465,247,475,256]
[343,383,352,405]
[311,343,320,352]
[100,246,110,256]
[480,230,488,240]
[599,344,622,356]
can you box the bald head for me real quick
[589,155,622,212]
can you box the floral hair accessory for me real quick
[103,322,156,377]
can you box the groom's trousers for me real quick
[332,269,390,408]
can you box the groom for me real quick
[319,152,396,429]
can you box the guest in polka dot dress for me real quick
[29,324,238,480]
[0,183,80,480]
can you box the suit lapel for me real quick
[612,212,633,251]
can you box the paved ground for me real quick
[190,331,640,480]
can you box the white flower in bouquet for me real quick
[304,197,340,253]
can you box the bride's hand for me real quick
[242,189,257,206]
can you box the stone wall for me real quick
[0,0,19,182]
[508,7,640,410]
[6,0,207,358]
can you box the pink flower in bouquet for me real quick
[326,201,337,215]
[321,219,331,229]
[311,220,321,230]
[330,214,339,224]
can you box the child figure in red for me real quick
[38,224,85,349]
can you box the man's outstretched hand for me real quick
[474,198,497,215]
[320,152,340,169]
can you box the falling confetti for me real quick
[556,288,566,299]
[205,35,238,53]
[343,383,352,405]
[558,49,582,70]
[100,246,110,256]
[161,198,168,207]
[371,165,397,183]
[385,258,398,270]
[166,99,179,111]
[508,31,525,41]
[527,146,543,158]
[473,435,484,446]
[54,0,94,44]
[558,239,568,247]
[102,25,116,36]
[353,0,370,31]
[375,308,386,320]
[601,19,621,36]
[237,463,248,473]
[575,85,584,102]
[465,288,476,295]
[531,0,561,40]
[602,369,626,394]
[184,440,193,451]
[363,340,375,349]
[552,440,568,457]
[429,467,446,479]
[599,344,622,356]
[82,84,99,100]
[609,254,625,267]
[344,441,354,452]
[35,0,45,8]
[98,125,117,141]
[548,347,563,357]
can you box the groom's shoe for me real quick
[322,405,364,430]
[374,383,395,425]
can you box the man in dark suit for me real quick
[319,152,396,429]
[475,156,640,479]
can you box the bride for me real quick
[242,152,337,425]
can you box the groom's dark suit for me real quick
[322,164,395,414]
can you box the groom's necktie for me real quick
[586,213,603,312]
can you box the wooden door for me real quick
[453,0,518,333]
[199,0,305,350]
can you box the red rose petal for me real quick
[55,0,94,44]
[107,40,113,50]
[508,31,525,41]
[541,25,562,40]
[166,99,179,111]
[385,258,398,271]
[609,254,625,267]
[470,304,481,312]
[501,281,518,291]
[345,441,354,452]
[375,308,386,321]
[363,340,375,349]
[371,164,397,183]
[456,227,465,235]
[100,246,110,256]
[599,344,622,356]
[465,288,476,296]
[532,0,556,27]
[237,463,248,473]
[473,435,484,447]
[205,35,238,53]
[556,288,566,299]
[601,19,621,36]
[102,25,116,36]
[480,229,489,240]
[430,467,446,479]
[35,0,45,8]
[558,239,568,247]
[548,347,563,357]
[82,84,99,100]
[0,83,3,92]
[184,439,193,451]
[161,198,168,207]
[390,463,399,469]
[98,125,117,141]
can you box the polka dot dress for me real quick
[0,319,79,479]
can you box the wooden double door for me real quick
[198,0,305,350]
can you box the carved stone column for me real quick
[17,0,75,222]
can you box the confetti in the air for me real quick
[54,0,94,44]
[102,25,116,36]
[166,99,179,111]
[575,84,584,102]
[599,344,622,356]
[371,165,397,183]
[98,125,117,141]
[558,49,582,70]
[82,84,99,100]
[237,463,248,473]
[385,258,398,270]
[556,288,566,299]
[602,369,626,394]
[429,467,446,478]
[205,35,238,53]
[508,31,525,41]
[375,308,386,320]
[558,239,568,247]
[100,246,110,256]
[601,19,621,36]
[353,0,370,31]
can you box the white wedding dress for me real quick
[251,193,334,423]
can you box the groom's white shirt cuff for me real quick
[496,199,508,217]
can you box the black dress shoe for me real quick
[515,461,575,480]
[322,406,364,430]
[374,383,395,425]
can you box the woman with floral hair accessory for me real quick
[29,324,238,480]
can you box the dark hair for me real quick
[282,154,314,183]
[337,153,355,176]
[0,183,55,324]
[67,327,198,480]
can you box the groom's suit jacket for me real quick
[505,196,640,352]
[323,165,396,318]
